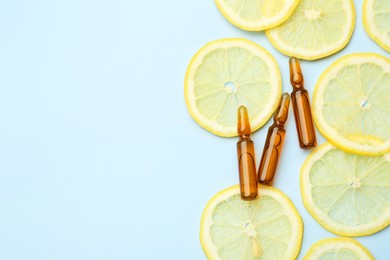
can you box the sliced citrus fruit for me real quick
[303,237,374,260]
[266,0,355,60]
[363,0,390,52]
[185,38,281,137]
[214,0,299,31]
[312,53,390,155]
[200,185,303,259]
[301,142,390,236]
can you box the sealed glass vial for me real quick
[258,93,290,185]
[289,57,317,149]
[237,106,258,200]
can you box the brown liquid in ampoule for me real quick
[289,57,317,149]
[258,93,290,185]
[237,106,258,200]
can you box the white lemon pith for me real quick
[214,0,300,31]
[266,0,355,60]
[363,0,390,52]
[301,142,390,236]
[312,53,390,155]
[200,185,303,260]
[185,38,281,137]
[303,237,374,260]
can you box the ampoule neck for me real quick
[292,86,306,93]
[273,93,290,127]
[239,135,251,142]
[274,120,285,127]
[292,84,305,90]
[291,75,305,90]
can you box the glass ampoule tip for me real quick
[289,57,304,88]
[237,105,251,136]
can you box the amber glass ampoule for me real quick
[289,57,317,149]
[237,106,258,200]
[258,93,290,185]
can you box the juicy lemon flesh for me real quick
[364,0,390,51]
[210,194,291,259]
[313,54,390,155]
[222,0,284,21]
[266,0,354,59]
[372,0,390,36]
[321,62,390,145]
[201,185,302,260]
[309,148,390,226]
[304,238,374,260]
[186,39,281,137]
[276,1,345,48]
[194,47,272,129]
[317,249,361,259]
[215,0,299,31]
[302,143,390,236]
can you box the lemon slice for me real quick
[363,0,390,52]
[266,0,355,60]
[301,142,390,236]
[303,237,374,260]
[312,53,390,155]
[185,38,281,137]
[200,185,303,259]
[214,0,299,31]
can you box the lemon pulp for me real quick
[185,38,281,137]
[312,53,390,155]
[266,0,355,60]
[214,0,299,31]
[303,237,374,260]
[301,142,390,236]
[363,0,390,51]
[200,185,303,259]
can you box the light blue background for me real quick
[0,0,388,259]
